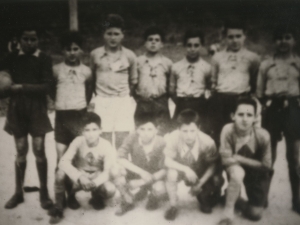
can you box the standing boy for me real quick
[52,112,117,223]
[90,14,137,149]
[134,27,172,135]
[256,26,300,214]
[164,109,224,220]
[169,29,211,132]
[1,27,53,210]
[48,31,93,222]
[113,113,167,215]
[210,21,260,145]
[218,97,272,225]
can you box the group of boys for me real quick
[0,13,300,225]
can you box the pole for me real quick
[69,0,78,31]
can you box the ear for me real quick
[230,113,235,121]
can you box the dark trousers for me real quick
[173,96,209,133]
[134,95,171,136]
[262,97,300,206]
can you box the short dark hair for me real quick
[136,113,158,128]
[18,26,40,38]
[177,109,199,127]
[233,97,257,114]
[273,25,297,40]
[61,31,83,49]
[224,20,245,35]
[103,14,125,31]
[82,112,101,128]
[144,26,165,42]
[183,28,205,45]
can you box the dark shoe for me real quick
[218,218,233,225]
[5,194,24,209]
[89,197,105,210]
[134,188,148,201]
[48,206,63,224]
[40,189,53,209]
[200,204,212,214]
[67,194,80,210]
[234,198,247,212]
[145,194,159,211]
[115,201,135,216]
[164,206,178,221]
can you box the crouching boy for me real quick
[164,109,224,221]
[112,113,167,215]
[217,97,272,225]
[49,112,117,223]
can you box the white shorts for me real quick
[91,95,136,132]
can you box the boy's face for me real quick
[82,123,101,145]
[275,33,295,54]
[20,30,39,54]
[231,104,256,132]
[137,122,157,144]
[103,27,124,49]
[179,122,198,146]
[186,37,201,60]
[226,29,245,52]
[63,42,82,64]
[145,34,163,54]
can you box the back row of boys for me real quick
[1,14,300,225]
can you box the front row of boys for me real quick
[48,98,272,225]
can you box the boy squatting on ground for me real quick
[1,27,54,210]
[111,113,168,216]
[90,14,137,149]
[53,112,117,223]
[48,32,93,223]
[133,27,172,136]
[164,109,224,221]
[210,21,260,146]
[169,29,212,133]
[256,25,300,214]
[217,97,272,225]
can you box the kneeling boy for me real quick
[50,112,117,223]
[164,109,224,221]
[113,113,167,215]
[218,97,272,225]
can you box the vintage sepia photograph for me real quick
[0,0,300,224]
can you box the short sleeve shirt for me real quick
[90,46,138,97]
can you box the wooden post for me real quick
[69,0,78,31]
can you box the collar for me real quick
[225,47,245,54]
[138,135,156,152]
[182,56,203,67]
[233,124,255,153]
[180,134,199,160]
[98,46,124,59]
[18,49,40,57]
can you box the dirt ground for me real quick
[0,111,299,225]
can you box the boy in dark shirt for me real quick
[112,113,167,215]
[1,27,53,209]
[218,97,272,225]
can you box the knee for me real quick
[227,165,245,185]
[152,182,166,198]
[101,182,116,199]
[55,168,66,183]
[110,164,126,179]
[167,169,178,182]
[245,206,264,221]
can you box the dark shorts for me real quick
[173,96,209,133]
[134,95,171,135]
[262,97,300,141]
[243,167,270,207]
[55,108,87,145]
[4,96,52,137]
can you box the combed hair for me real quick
[176,109,199,127]
[136,112,158,128]
[233,97,257,114]
[61,31,83,48]
[104,14,125,30]
[224,20,245,35]
[183,28,205,45]
[144,26,165,42]
[81,112,101,128]
[273,25,297,40]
